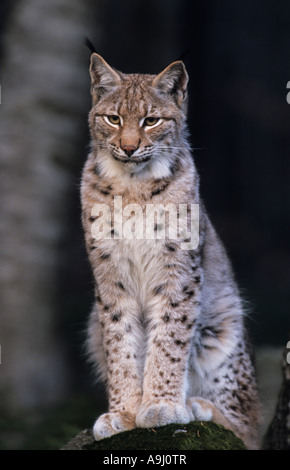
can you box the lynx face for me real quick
[88,54,189,176]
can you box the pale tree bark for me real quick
[263,337,290,449]
[0,0,101,410]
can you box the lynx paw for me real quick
[186,397,214,421]
[136,399,190,428]
[93,411,135,441]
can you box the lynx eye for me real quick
[143,117,161,127]
[105,115,121,126]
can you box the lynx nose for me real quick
[122,144,137,157]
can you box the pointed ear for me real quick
[89,53,121,102]
[152,61,188,107]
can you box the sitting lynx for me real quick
[80,53,260,449]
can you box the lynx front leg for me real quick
[136,270,200,429]
[136,324,192,428]
[89,285,143,441]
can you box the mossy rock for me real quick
[62,421,246,450]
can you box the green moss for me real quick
[64,421,247,451]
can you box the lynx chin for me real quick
[80,53,260,449]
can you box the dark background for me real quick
[0,0,289,449]
[97,0,290,346]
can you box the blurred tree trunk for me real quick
[263,337,290,449]
[0,0,101,411]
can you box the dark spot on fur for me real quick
[151,180,170,198]
[112,313,121,322]
[104,304,110,311]
[203,344,215,350]
[162,313,170,323]
[165,243,177,252]
[170,357,181,363]
[93,182,111,196]
[184,290,195,299]
[100,253,111,260]
[116,281,125,291]
[181,315,187,323]
[151,188,162,197]
[100,189,110,195]
[230,405,238,412]
[170,301,179,308]
[94,163,101,176]
[201,326,217,338]
[169,157,181,175]
[153,284,165,295]
[189,251,196,260]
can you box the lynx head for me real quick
[88,53,189,177]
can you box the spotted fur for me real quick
[81,54,260,448]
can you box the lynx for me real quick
[80,53,260,449]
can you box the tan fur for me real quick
[81,54,260,448]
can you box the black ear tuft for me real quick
[84,37,97,54]
[176,48,190,62]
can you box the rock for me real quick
[61,421,246,450]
